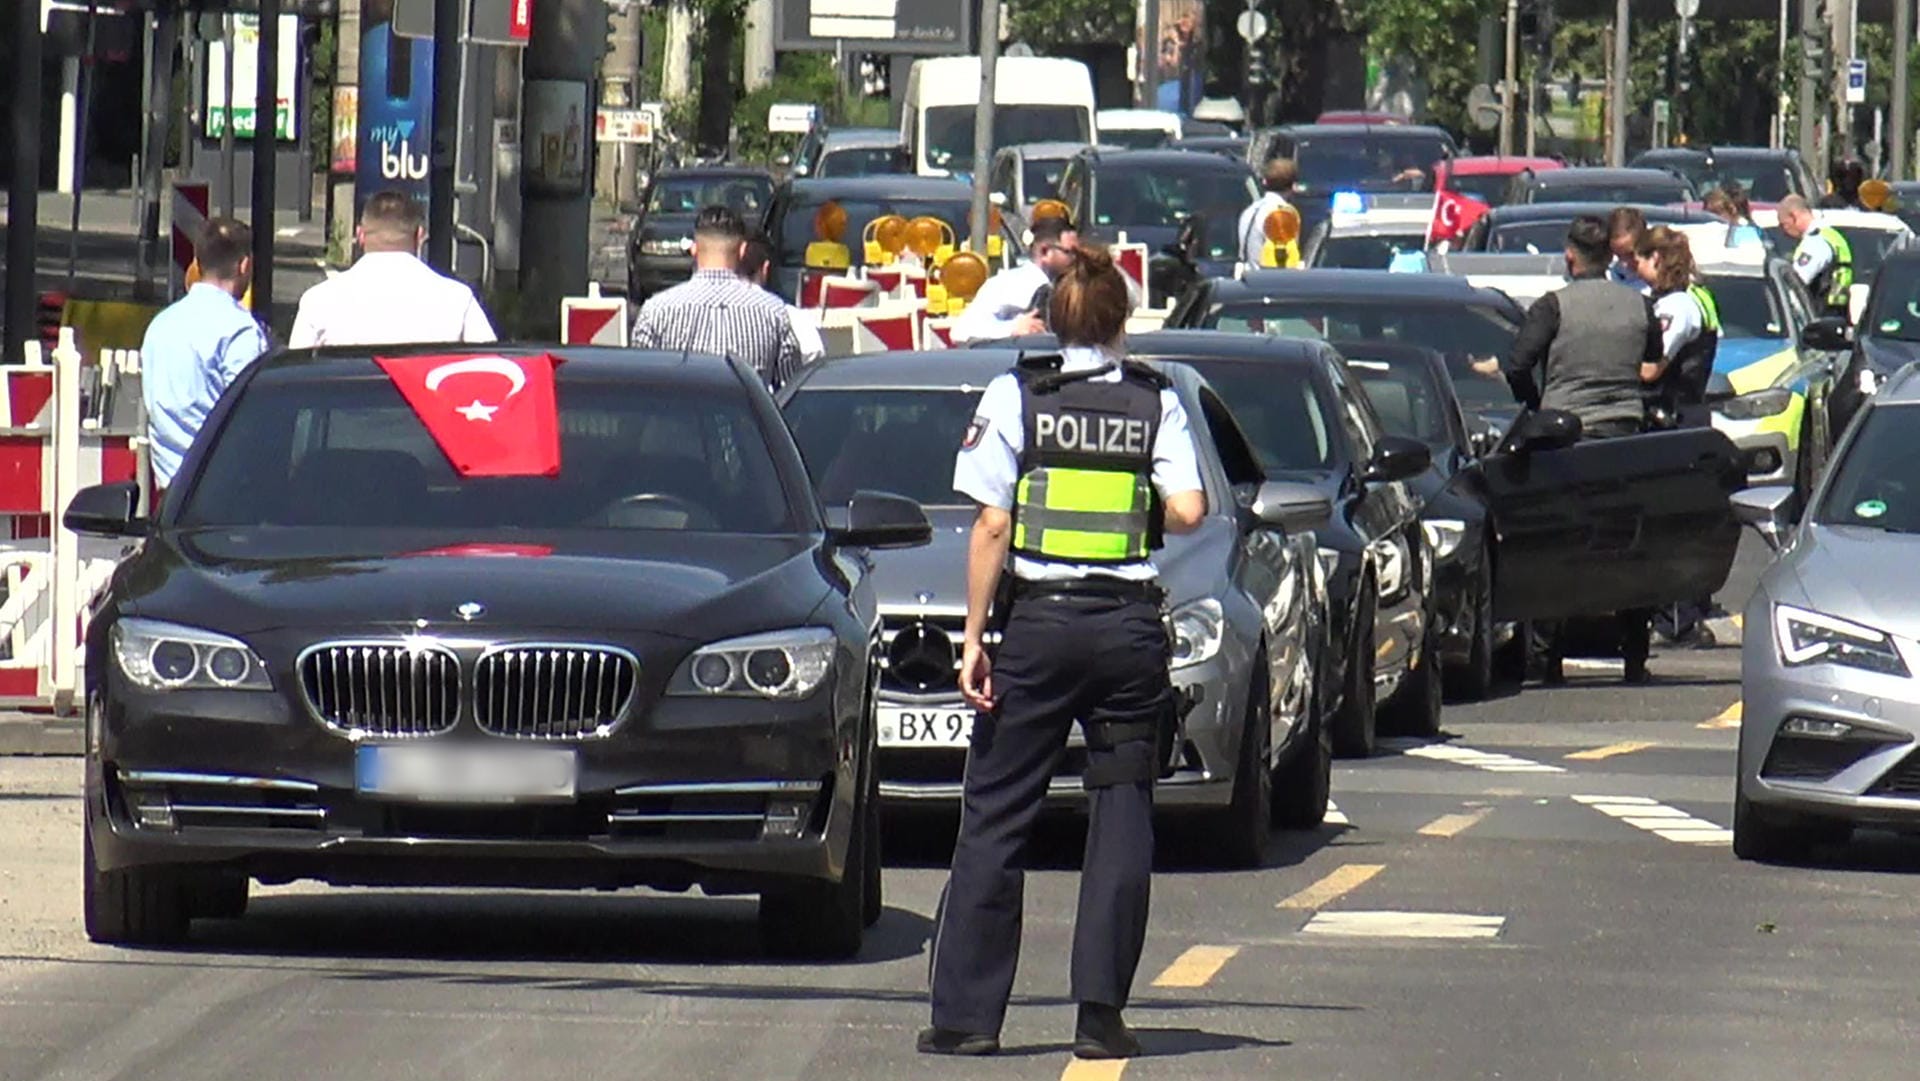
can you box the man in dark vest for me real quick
[1502,214,1665,683]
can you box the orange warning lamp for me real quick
[906,215,954,265]
[940,251,990,314]
[1861,178,1892,211]
[1029,199,1072,226]
[1263,204,1300,245]
[864,213,909,264]
[806,200,852,270]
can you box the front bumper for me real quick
[1713,407,1799,486]
[88,680,853,894]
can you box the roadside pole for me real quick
[1607,0,1628,165]
[1894,0,1912,179]
[253,0,281,319]
[428,0,465,272]
[1799,0,1822,183]
[1500,0,1517,156]
[221,13,236,217]
[4,0,45,367]
[967,0,1001,252]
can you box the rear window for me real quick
[1284,133,1452,193]
[1175,360,1334,472]
[1312,232,1429,269]
[183,376,795,534]
[782,388,980,507]
[816,146,905,179]
[773,196,971,268]
[647,176,772,216]
[1341,354,1454,447]
[1529,179,1691,204]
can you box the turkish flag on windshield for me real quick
[1427,189,1490,246]
[375,353,563,477]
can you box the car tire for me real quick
[1445,564,1496,702]
[1383,628,1444,739]
[1732,789,1820,864]
[1272,677,1331,830]
[83,827,190,946]
[760,789,868,960]
[1209,665,1273,868]
[1331,590,1378,759]
[189,870,250,921]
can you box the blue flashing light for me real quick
[1330,191,1367,216]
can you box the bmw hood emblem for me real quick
[455,601,486,621]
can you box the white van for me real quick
[1096,109,1183,150]
[901,56,1096,178]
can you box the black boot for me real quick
[916,1026,999,1055]
[1074,1003,1142,1060]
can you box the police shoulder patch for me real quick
[1796,251,1813,266]
[1659,314,1672,333]
[962,416,987,450]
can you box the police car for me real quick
[1301,191,1435,270]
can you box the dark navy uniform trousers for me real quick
[928,586,1170,1036]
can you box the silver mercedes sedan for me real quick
[1735,362,1920,861]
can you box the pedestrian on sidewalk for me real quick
[288,191,497,348]
[139,218,270,497]
[630,206,803,390]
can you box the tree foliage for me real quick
[1345,0,1497,133]
[1007,0,1135,45]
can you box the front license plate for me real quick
[355,745,578,802]
[877,706,973,748]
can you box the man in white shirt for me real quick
[289,190,497,348]
[742,233,825,362]
[949,217,1080,343]
[1236,158,1297,266]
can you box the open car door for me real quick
[1481,413,1746,623]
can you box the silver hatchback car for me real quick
[1735,362,1920,860]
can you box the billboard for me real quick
[354,0,435,218]
[775,0,970,54]
[204,13,300,141]
[1149,0,1204,115]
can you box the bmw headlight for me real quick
[111,618,272,691]
[1774,605,1911,677]
[1715,387,1794,420]
[1370,535,1409,599]
[639,237,688,256]
[1169,598,1225,670]
[670,627,837,700]
[1422,518,1466,561]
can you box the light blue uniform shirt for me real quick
[953,345,1204,582]
[139,284,270,486]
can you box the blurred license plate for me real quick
[877,706,972,747]
[356,745,578,802]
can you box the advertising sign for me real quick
[596,108,655,144]
[526,80,592,196]
[775,0,969,54]
[331,85,359,173]
[204,13,301,141]
[1148,0,1206,114]
[355,0,435,217]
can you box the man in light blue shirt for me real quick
[140,218,269,491]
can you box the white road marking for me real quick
[1324,799,1349,826]
[1398,743,1566,774]
[1573,794,1732,845]
[1299,911,1507,939]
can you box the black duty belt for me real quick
[1010,576,1164,604]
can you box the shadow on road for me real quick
[881,807,1346,876]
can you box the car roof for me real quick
[784,349,1013,391]
[1207,268,1517,306]
[780,176,973,199]
[1327,207,1434,231]
[1482,202,1718,224]
[1268,123,1453,139]
[256,343,756,390]
[999,141,1104,160]
[820,127,900,147]
[1443,156,1561,175]
[1528,166,1684,185]
[1079,148,1254,170]
[653,165,775,181]
[1097,108,1181,127]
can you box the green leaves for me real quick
[1006,0,1134,45]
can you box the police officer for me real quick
[1633,225,1719,429]
[1503,214,1664,684]
[1236,158,1297,266]
[949,216,1081,343]
[1779,194,1855,320]
[920,245,1207,1060]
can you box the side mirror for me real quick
[1498,408,1582,455]
[1250,480,1333,533]
[989,191,1007,207]
[64,481,145,537]
[1800,315,1853,352]
[1362,435,1431,483]
[1731,485,1798,552]
[824,490,932,549]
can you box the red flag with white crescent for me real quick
[375,353,564,477]
[1427,189,1490,246]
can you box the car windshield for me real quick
[1205,299,1520,414]
[816,146,903,178]
[1700,274,1787,339]
[1091,165,1257,257]
[1817,404,1920,532]
[1101,128,1169,150]
[1713,159,1796,202]
[1289,133,1449,193]
[647,176,771,216]
[1486,220,1579,253]
[782,388,981,507]
[1313,232,1429,269]
[181,375,796,534]
[1765,224,1908,281]
[1530,180,1690,204]
[1341,354,1453,447]
[925,105,1090,170]
[1173,361,1335,472]
[774,197,970,268]
[1863,258,1920,342]
[1447,172,1515,206]
[1022,158,1069,202]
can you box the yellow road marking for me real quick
[1151,945,1241,988]
[1699,701,1743,730]
[1061,1060,1128,1081]
[1565,740,1658,761]
[1278,863,1385,910]
[1418,807,1493,837]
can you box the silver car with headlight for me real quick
[780,350,1335,868]
[1734,362,1920,861]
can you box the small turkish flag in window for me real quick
[375,353,564,477]
[1427,189,1490,247]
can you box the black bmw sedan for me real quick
[67,345,929,957]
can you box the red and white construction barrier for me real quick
[559,283,630,346]
[170,181,210,298]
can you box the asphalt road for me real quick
[3,535,1916,1080]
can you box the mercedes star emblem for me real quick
[888,623,957,692]
[455,601,486,622]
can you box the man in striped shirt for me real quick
[630,205,804,388]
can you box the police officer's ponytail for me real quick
[1049,244,1131,349]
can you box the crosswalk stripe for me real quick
[1700,701,1743,729]
[1299,911,1506,939]
[1278,863,1385,910]
[1324,799,1349,826]
[1061,1060,1127,1080]
[1403,744,1565,774]
[1151,945,1240,988]
[1418,807,1492,838]
[1565,740,1658,760]
[1573,793,1729,845]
